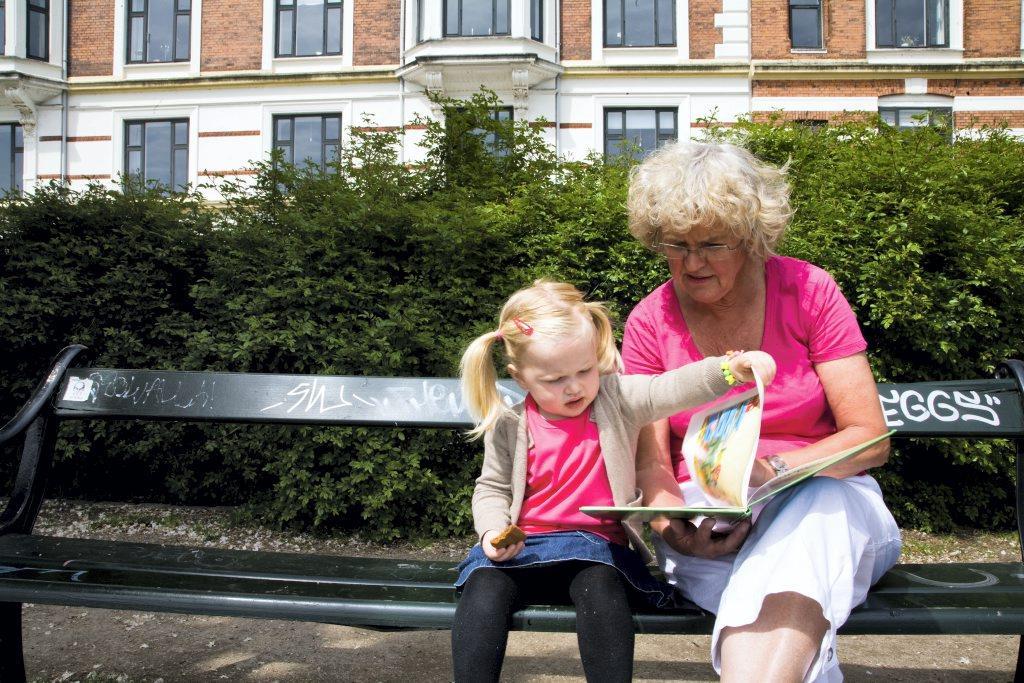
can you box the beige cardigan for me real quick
[472,355,732,562]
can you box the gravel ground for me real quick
[20,500,1023,682]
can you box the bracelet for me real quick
[721,360,742,387]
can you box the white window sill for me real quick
[122,61,199,79]
[270,55,351,74]
[867,47,964,64]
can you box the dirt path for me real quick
[20,501,1022,682]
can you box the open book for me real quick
[582,372,894,522]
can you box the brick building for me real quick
[1,1,1022,197]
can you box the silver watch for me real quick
[767,455,790,477]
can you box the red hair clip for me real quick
[512,318,534,336]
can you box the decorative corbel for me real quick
[425,71,445,116]
[4,87,38,137]
[511,68,530,115]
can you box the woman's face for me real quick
[661,225,749,306]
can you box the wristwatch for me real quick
[767,455,790,477]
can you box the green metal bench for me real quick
[1,344,1023,680]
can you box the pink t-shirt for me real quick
[622,256,867,483]
[518,396,628,545]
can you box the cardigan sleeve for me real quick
[615,356,733,427]
[471,418,515,541]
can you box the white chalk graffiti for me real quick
[879,389,1002,427]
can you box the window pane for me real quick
[278,9,294,55]
[174,121,188,145]
[658,110,675,130]
[296,0,325,55]
[898,108,929,127]
[130,16,145,61]
[926,0,945,45]
[531,0,542,40]
[605,0,622,45]
[128,149,142,173]
[175,14,190,60]
[131,0,144,12]
[327,6,342,52]
[462,0,491,36]
[880,109,897,125]
[625,109,657,157]
[173,147,188,189]
[28,10,47,58]
[1,5,5,56]
[29,0,46,7]
[324,144,338,162]
[496,0,510,34]
[13,124,22,148]
[128,123,142,147]
[893,0,924,47]
[276,117,293,142]
[606,111,623,131]
[623,0,655,46]
[791,7,821,48]
[876,0,894,46]
[324,116,340,140]
[177,0,190,10]
[144,122,172,186]
[656,0,673,45]
[147,0,175,62]
[293,116,324,168]
[13,143,22,191]
[445,0,459,34]
[0,126,11,192]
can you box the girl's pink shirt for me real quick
[621,255,867,483]
[517,396,628,545]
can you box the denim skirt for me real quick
[454,530,679,608]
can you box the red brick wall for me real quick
[561,0,591,60]
[202,0,263,71]
[688,0,720,59]
[963,0,1022,58]
[69,0,114,77]
[956,111,1024,128]
[751,0,865,59]
[929,79,1024,96]
[752,79,904,97]
[353,0,400,65]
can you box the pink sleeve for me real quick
[622,308,666,376]
[805,269,868,363]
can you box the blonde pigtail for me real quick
[586,302,624,374]
[459,330,507,440]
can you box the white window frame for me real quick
[262,0,354,72]
[261,100,354,159]
[591,94,690,155]
[865,0,963,63]
[111,106,199,187]
[589,0,689,64]
[114,0,203,79]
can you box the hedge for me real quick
[2,94,1022,537]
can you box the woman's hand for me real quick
[660,517,751,559]
[728,351,777,386]
[481,530,524,562]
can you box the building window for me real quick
[276,0,343,57]
[0,123,23,193]
[875,0,947,48]
[444,0,510,37]
[479,107,512,156]
[416,0,425,42]
[604,108,677,159]
[605,0,675,47]
[27,0,48,60]
[531,0,542,41]
[790,0,822,49]
[273,114,341,170]
[879,107,952,131]
[125,119,189,191]
[1,1,6,55]
[128,0,191,63]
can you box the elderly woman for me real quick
[621,141,901,683]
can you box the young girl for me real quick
[451,280,776,683]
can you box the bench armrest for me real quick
[0,345,87,448]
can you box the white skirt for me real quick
[654,475,902,683]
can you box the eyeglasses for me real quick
[654,241,741,262]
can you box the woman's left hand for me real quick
[747,457,778,488]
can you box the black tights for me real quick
[451,561,634,683]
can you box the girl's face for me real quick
[509,323,601,421]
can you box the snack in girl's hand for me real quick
[489,524,527,549]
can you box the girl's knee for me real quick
[460,568,519,605]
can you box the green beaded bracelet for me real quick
[721,360,742,387]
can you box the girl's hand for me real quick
[481,529,525,562]
[728,350,777,386]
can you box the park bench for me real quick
[1,343,1023,680]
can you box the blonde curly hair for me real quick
[627,141,793,261]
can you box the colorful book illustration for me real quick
[582,371,894,522]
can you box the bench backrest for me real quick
[52,368,1024,438]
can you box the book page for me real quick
[681,372,764,508]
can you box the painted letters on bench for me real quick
[879,388,1002,427]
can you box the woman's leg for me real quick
[451,568,519,683]
[567,562,635,683]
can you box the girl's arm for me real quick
[472,425,515,540]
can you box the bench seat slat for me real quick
[1,536,1022,635]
